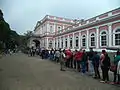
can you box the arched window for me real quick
[90,33,95,46]
[49,41,52,48]
[75,36,79,48]
[100,31,107,46]
[61,37,63,48]
[70,37,73,48]
[82,35,86,47]
[65,38,67,48]
[115,29,120,45]
[55,39,57,49]
[58,39,60,48]
[50,26,53,33]
[58,26,61,33]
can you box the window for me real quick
[82,35,86,47]
[58,27,61,33]
[115,29,120,45]
[55,39,57,48]
[58,39,60,48]
[70,37,73,48]
[75,36,79,47]
[100,31,107,46]
[61,37,63,48]
[49,41,52,48]
[90,33,95,46]
[50,26,53,33]
[65,38,67,48]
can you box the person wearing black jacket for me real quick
[100,52,110,83]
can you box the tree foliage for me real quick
[0,9,20,50]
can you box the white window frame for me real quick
[61,37,63,48]
[75,35,79,48]
[89,32,96,47]
[69,36,73,48]
[82,34,86,47]
[65,37,68,48]
[55,39,57,49]
[50,25,53,33]
[57,26,61,33]
[49,40,52,48]
[113,27,120,46]
[100,30,108,47]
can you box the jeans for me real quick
[81,62,86,73]
[55,57,59,63]
[93,65,100,78]
[77,61,81,72]
[88,60,94,74]
[65,59,70,68]
[101,66,109,81]
[70,58,73,68]
[74,60,77,69]
[50,54,54,60]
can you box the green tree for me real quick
[0,9,20,50]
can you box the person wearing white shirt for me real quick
[117,60,120,84]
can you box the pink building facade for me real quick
[29,8,120,51]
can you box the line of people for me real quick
[28,47,120,85]
[49,48,120,85]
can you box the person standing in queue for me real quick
[65,49,72,68]
[87,48,94,75]
[92,51,101,79]
[117,60,120,84]
[110,49,120,84]
[60,49,66,71]
[75,49,83,72]
[73,50,78,69]
[81,50,87,74]
[100,50,110,83]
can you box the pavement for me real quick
[0,53,119,90]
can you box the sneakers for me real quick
[100,80,105,83]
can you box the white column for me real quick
[55,38,57,49]
[96,27,99,49]
[46,37,49,49]
[79,32,81,49]
[59,37,62,48]
[63,37,65,49]
[47,22,49,33]
[56,38,58,49]
[53,38,55,49]
[108,24,112,47]
[86,30,89,49]
[54,23,56,33]
[67,36,70,49]
[72,34,74,49]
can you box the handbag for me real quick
[110,64,117,72]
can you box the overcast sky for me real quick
[0,0,120,35]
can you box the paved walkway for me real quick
[0,53,119,90]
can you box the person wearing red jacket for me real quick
[73,50,78,69]
[65,49,72,68]
[75,49,83,72]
